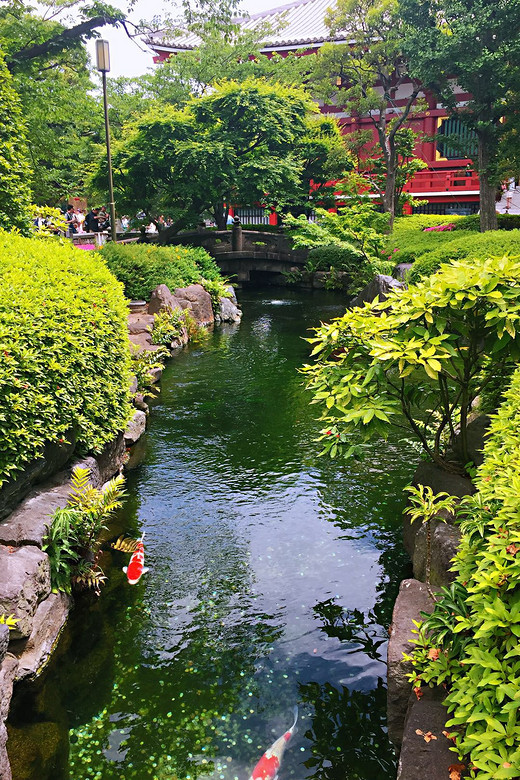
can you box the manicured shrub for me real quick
[454,213,520,232]
[100,242,224,301]
[306,244,363,273]
[0,232,132,488]
[409,365,520,780]
[408,229,520,283]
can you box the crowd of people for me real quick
[61,206,176,237]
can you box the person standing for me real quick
[85,207,101,232]
[64,205,78,236]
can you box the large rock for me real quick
[452,414,491,468]
[0,434,76,522]
[350,274,406,307]
[387,579,434,746]
[173,284,214,326]
[0,655,19,721]
[124,410,147,446]
[127,313,155,335]
[397,687,456,780]
[129,331,153,353]
[413,522,461,587]
[0,628,8,667]
[96,433,126,483]
[0,546,51,639]
[148,284,182,315]
[0,722,11,780]
[216,295,242,324]
[403,461,474,558]
[13,593,70,681]
[393,263,413,281]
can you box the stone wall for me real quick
[0,283,242,779]
[387,419,490,778]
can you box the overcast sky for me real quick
[86,0,280,78]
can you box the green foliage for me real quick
[405,484,457,588]
[409,366,520,779]
[310,0,426,221]
[303,254,520,472]
[401,0,520,231]
[286,199,389,260]
[131,347,169,393]
[408,230,520,283]
[43,467,125,594]
[0,50,32,232]
[100,242,222,301]
[0,232,132,488]
[98,79,323,231]
[151,308,186,347]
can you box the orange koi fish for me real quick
[122,534,149,585]
[248,707,298,780]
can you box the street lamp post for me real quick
[96,39,117,242]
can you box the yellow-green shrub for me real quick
[409,367,520,778]
[0,232,132,488]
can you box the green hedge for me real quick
[411,365,520,779]
[0,232,132,488]
[101,242,223,301]
[454,213,520,232]
[408,229,520,283]
[306,244,363,273]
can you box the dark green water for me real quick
[8,288,414,780]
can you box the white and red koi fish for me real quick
[122,534,149,585]
[248,707,298,780]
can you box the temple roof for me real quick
[148,0,343,54]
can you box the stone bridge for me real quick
[163,228,308,283]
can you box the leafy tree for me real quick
[401,0,520,232]
[0,50,32,231]
[0,1,125,72]
[303,254,520,473]
[101,79,322,231]
[310,0,425,226]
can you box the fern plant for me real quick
[0,614,19,630]
[42,467,125,594]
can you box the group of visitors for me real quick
[64,205,111,236]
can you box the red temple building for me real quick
[148,0,484,220]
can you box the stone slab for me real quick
[129,332,153,352]
[12,593,70,681]
[217,296,242,323]
[0,483,71,548]
[0,655,19,722]
[0,546,51,639]
[387,579,434,746]
[397,687,457,780]
[127,314,155,335]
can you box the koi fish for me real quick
[122,534,149,585]
[248,707,298,780]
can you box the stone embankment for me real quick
[0,283,241,780]
[387,418,489,779]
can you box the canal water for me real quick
[8,288,415,780]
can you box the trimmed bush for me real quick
[408,229,520,283]
[306,244,362,273]
[410,365,520,779]
[100,242,224,301]
[0,232,132,488]
[454,213,520,232]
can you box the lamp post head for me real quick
[96,39,110,73]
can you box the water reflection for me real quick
[7,289,414,780]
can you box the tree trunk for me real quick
[213,202,228,231]
[478,134,498,232]
[383,168,396,230]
